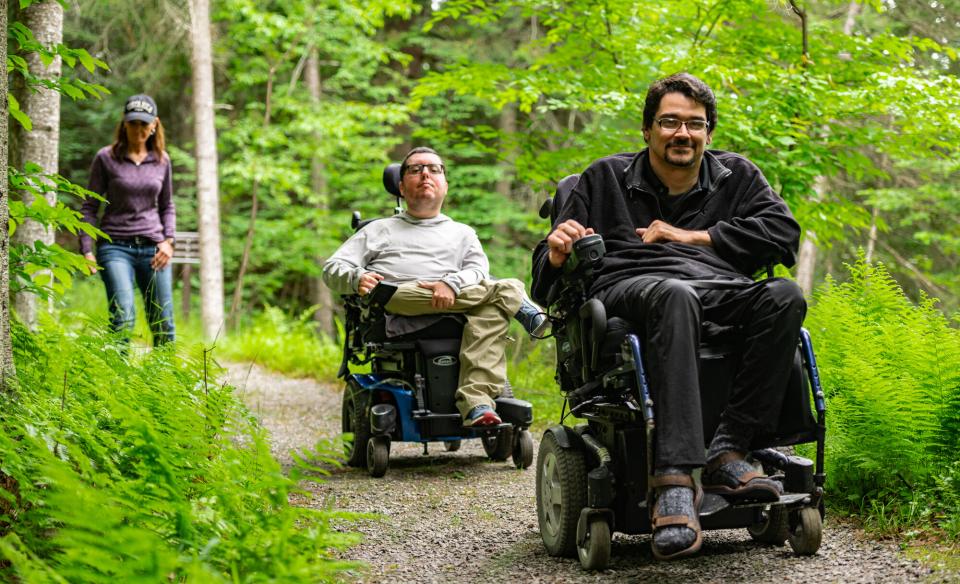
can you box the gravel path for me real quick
[225,362,957,583]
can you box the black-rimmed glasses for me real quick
[655,118,710,133]
[403,163,446,176]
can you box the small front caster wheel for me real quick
[577,516,611,571]
[788,506,822,555]
[367,435,390,478]
[444,439,462,452]
[513,429,534,469]
[748,505,789,545]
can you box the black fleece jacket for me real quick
[531,149,801,304]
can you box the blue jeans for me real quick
[97,241,175,346]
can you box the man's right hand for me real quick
[546,220,595,268]
[358,271,384,296]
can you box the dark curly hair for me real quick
[642,73,717,132]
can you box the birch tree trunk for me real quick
[10,0,62,329]
[306,48,335,337]
[0,0,17,386]
[189,0,225,341]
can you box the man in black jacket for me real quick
[532,73,805,561]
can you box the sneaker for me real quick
[515,296,550,337]
[463,404,502,427]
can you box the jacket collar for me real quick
[624,148,732,196]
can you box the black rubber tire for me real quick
[482,426,513,462]
[367,435,390,478]
[513,429,534,469]
[577,516,611,571]
[341,382,370,468]
[748,505,789,545]
[537,430,587,558]
[444,440,462,452]
[787,506,823,555]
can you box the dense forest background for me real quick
[1,0,959,580]
[54,0,960,322]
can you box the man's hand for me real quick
[84,252,98,275]
[546,220,595,268]
[358,272,384,296]
[151,240,175,270]
[418,280,456,309]
[636,220,711,246]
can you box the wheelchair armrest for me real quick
[579,299,607,373]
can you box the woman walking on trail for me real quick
[79,94,176,346]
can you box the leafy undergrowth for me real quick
[0,319,357,582]
[218,306,342,383]
[804,259,960,544]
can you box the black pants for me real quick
[596,276,806,468]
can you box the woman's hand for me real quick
[84,252,98,275]
[151,240,174,270]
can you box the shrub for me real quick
[0,320,357,582]
[806,259,960,537]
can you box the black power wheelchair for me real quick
[336,164,535,478]
[534,175,827,569]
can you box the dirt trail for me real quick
[225,362,955,583]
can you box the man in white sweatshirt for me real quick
[323,147,530,428]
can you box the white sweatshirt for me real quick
[322,212,490,296]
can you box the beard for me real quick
[663,139,699,168]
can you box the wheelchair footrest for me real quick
[494,396,533,427]
[412,410,461,422]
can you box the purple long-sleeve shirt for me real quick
[79,146,176,255]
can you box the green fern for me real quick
[807,258,960,536]
[0,320,359,582]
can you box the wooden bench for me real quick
[171,231,200,318]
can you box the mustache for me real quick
[666,138,693,148]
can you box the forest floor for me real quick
[225,361,959,584]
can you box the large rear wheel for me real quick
[536,430,587,558]
[341,381,370,468]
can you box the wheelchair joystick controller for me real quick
[568,233,606,270]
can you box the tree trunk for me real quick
[10,0,63,329]
[495,103,517,200]
[0,0,16,386]
[189,0,225,341]
[796,233,817,296]
[306,48,335,338]
[864,206,879,263]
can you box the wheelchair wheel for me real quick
[444,440,462,452]
[536,430,587,558]
[577,515,611,571]
[482,427,513,462]
[512,429,534,469]
[787,506,822,555]
[341,382,370,468]
[748,505,789,545]
[367,435,390,478]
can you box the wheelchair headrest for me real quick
[540,173,581,222]
[554,174,580,220]
[383,163,402,197]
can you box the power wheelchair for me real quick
[534,175,827,569]
[336,163,535,478]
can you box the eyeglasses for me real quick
[655,118,710,133]
[403,163,446,176]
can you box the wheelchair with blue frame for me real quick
[336,163,535,478]
[534,175,827,569]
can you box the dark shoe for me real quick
[515,296,549,337]
[702,451,782,503]
[463,404,502,427]
[649,474,703,561]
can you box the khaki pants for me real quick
[385,279,524,418]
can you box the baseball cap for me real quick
[123,94,158,123]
